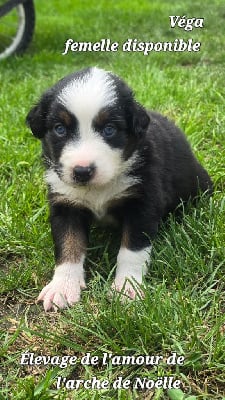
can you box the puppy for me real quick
[26,67,213,311]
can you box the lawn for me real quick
[0,0,225,399]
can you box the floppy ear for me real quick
[26,91,53,139]
[114,76,150,137]
[132,101,150,137]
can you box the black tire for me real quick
[0,0,35,60]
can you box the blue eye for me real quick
[102,124,116,138]
[54,123,66,136]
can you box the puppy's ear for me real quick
[132,101,150,136]
[26,91,53,139]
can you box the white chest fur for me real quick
[46,169,140,219]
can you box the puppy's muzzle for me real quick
[73,163,96,184]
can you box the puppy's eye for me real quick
[102,124,116,138]
[54,123,66,136]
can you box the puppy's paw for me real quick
[37,262,86,311]
[111,278,144,300]
[37,278,86,311]
[112,246,150,300]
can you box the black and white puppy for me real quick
[26,67,213,311]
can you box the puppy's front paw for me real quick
[112,246,150,300]
[37,263,86,311]
[111,278,144,300]
[37,278,85,311]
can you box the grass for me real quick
[0,0,225,399]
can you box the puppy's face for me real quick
[27,67,149,187]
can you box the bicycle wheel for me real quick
[0,0,35,60]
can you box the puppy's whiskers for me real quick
[43,156,62,175]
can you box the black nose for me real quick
[73,163,96,184]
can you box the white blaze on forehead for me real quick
[58,67,116,122]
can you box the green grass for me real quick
[0,0,225,399]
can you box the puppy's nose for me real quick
[73,163,96,183]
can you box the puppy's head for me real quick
[26,67,149,187]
